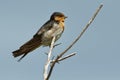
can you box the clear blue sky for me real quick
[0,0,120,80]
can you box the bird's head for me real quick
[50,12,67,22]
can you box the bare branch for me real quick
[58,4,103,59]
[46,4,103,80]
[51,52,76,63]
[44,36,56,80]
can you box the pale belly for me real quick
[41,25,64,46]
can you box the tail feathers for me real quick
[12,49,28,62]
[12,49,24,57]
[17,53,28,62]
[12,37,42,61]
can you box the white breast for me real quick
[41,23,64,46]
[44,23,63,38]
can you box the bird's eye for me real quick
[62,21,64,22]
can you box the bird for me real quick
[12,12,67,62]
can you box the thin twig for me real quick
[46,4,103,80]
[52,52,76,62]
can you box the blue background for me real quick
[0,0,120,80]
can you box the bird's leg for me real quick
[53,43,62,48]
